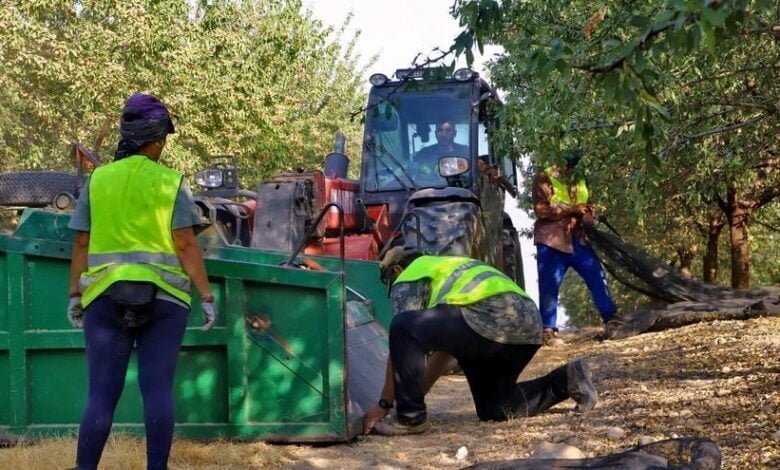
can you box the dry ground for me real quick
[2,317,778,469]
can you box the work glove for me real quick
[200,296,218,331]
[67,295,84,329]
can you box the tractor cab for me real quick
[359,67,518,229]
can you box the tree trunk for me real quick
[677,247,694,279]
[702,215,723,284]
[725,185,752,289]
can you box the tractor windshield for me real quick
[362,83,473,191]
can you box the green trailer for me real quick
[0,208,391,442]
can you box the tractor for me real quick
[193,66,524,286]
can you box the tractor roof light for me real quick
[453,68,475,81]
[369,73,389,86]
[195,169,224,189]
[439,157,469,177]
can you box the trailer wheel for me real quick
[0,172,81,207]
[501,212,525,288]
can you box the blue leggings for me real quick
[537,239,617,330]
[76,296,189,470]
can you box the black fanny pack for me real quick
[108,281,158,327]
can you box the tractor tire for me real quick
[501,212,525,288]
[0,172,81,207]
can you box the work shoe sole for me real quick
[372,419,431,436]
[567,358,598,414]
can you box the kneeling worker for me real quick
[363,248,598,436]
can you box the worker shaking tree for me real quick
[533,150,623,345]
[363,248,598,436]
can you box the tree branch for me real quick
[681,113,768,142]
[680,65,780,88]
[573,19,680,74]
[752,184,780,210]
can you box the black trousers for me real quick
[389,304,569,424]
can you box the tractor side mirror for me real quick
[439,157,470,188]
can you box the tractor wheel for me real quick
[0,172,81,207]
[501,212,525,288]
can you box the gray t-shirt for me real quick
[68,176,201,309]
[390,280,543,345]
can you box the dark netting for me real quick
[584,227,780,339]
[0,433,28,448]
[466,437,721,469]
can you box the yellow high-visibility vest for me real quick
[80,155,190,307]
[394,255,529,309]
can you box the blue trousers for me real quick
[537,239,617,330]
[76,296,189,470]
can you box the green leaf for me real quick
[701,7,727,28]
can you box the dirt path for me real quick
[282,317,779,469]
[3,317,778,469]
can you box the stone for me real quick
[531,441,585,460]
[548,337,566,347]
[715,389,730,397]
[638,435,656,445]
[639,384,649,393]
[771,430,780,441]
[455,446,469,461]
[679,409,693,418]
[606,427,626,441]
[721,366,733,373]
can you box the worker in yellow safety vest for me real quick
[66,93,216,470]
[362,248,598,436]
[533,150,621,346]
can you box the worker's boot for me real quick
[372,417,431,436]
[566,358,598,413]
[603,314,626,340]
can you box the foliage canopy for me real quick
[0,0,369,181]
[450,0,779,320]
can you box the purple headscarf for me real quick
[115,93,176,160]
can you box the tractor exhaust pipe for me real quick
[324,132,349,178]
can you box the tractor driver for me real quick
[362,247,598,436]
[412,120,469,178]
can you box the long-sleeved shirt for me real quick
[532,170,587,254]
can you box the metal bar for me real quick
[325,276,348,438]
[7,253,27,429]
[376,209,423,259]
[284,202,346,274]
[224,278,248,425]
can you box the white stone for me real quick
[638,435,656,445]
[606,427,626,441]
[721,366,732,373]
[679,409,693,418]
[455,446,469,461]
[531,441,585,460]
[548,338,566,347]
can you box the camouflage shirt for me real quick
[390,281,542,345]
